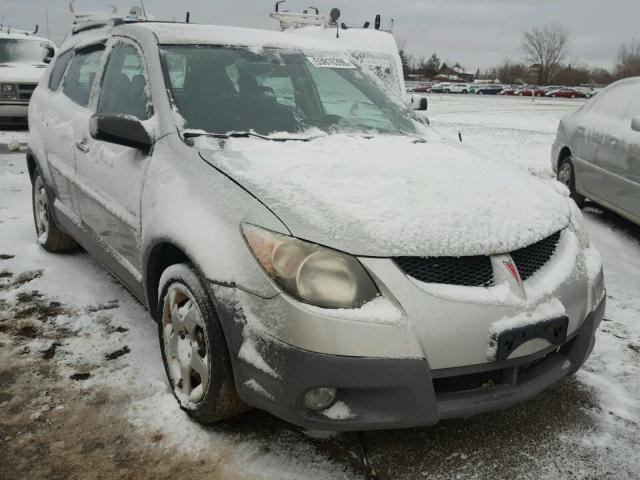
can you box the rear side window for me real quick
[97,43,151,120]
[48,49,73,91]
[62,46,105,107]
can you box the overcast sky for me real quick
[2,0,636,70]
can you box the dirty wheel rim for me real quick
[162,284,210,404]
[558,162,572,188]
[33,176,50,244]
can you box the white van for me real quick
[0,27,55,126]
[270,5,428,110]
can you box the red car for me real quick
[412,83,433,93]
[545,88,586,99]
[517,86,546,97]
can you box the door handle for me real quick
[75,139,89,153]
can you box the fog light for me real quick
[303,387,337,411]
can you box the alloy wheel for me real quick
[162,283,210,404]
[33,176,50,244]
[558,162,572,188]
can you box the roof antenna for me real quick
[363,21,370,28]
[275,1,285,12]
[374,14,381,30]
[329,8,340,38]
[185,11,190,23]
[139,0,147,19]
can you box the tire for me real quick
[462,90,468,94]
[552,94,557,98]
[444,89,450,94]
[157,263,245,424]
[518,92,523,96]
[32,168,77,252]
[479,91,484,95]
[557,156,586,209]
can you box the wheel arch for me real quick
[26,149,38,183]
[557,146,572,170]
[144,241,191,321]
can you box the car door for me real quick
[603,88,640,218]
[74,39,154,276]
[591,82,639,210]
[43,45,105,221]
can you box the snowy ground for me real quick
[1,95,639,479]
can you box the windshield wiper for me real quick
[183,130,313,142]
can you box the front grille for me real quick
[17,83,37,102]
[511,231,562,281]
[433,369,503,394]
[394,255,494,287]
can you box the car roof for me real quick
[0,31,51,43]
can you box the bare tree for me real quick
[615,39,640,79]
[521,24,568,84]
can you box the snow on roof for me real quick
[287,26,400,56]
[138,23,347,52]
[0,31,51,43]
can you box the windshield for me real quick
[159,45,418,138]
[0,38,47,64]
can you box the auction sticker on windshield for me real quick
[306,56,356,69]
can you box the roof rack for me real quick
[0,25,40,36]
[68,1,149,35]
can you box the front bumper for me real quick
[0,103,29,125]
[215,292,604,431]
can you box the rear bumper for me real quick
[215,286,604,431]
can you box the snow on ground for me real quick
[423,94,584,177]
[1,95,640,479]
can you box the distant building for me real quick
[431,64,475,82]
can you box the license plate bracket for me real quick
[494,316,569,362]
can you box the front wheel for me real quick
[557,157,586,208]
[157,263,245,424]
[32,169,77,252]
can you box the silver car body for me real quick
[28,21,605,430]
[552,77,640,225]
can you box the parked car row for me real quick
[408,82,599,98]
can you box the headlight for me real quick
[0,84,17,99]
[242,224,379,308]
[568,201,590,248]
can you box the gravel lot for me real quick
[1,95,639,479]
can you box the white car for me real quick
[448,83,470,94]
[0,27,55,126]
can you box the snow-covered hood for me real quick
[0,63,47,83]
[200,135,572,257]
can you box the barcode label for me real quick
[306,56,356,69]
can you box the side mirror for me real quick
[632,116,640,132]
[43,45,55,64]
[90,115,153,153]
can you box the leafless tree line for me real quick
[402,23,640,86]
[486,24,640,85]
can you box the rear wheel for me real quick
[557,156,586,208]
[157,263,245,424]
[32,169,77,252]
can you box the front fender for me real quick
[140,135,288,304]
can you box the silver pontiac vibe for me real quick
[27,20,605,430]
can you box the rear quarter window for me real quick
[48,49,73,91]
